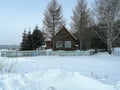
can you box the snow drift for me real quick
[0,49,120,90]
[0,69,119,90]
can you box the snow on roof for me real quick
[44,38,51,41]
[69,31,77,40]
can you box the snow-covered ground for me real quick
[0,49,120,90]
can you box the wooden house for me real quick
[52,27,78,51]
[45,26,99,51]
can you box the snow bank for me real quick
[114,48,120,52]
[0,52,117,85]
[0,48,120,90]
[112,48,120,56]
[0,69,117,90]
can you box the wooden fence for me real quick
[0,50,95,57]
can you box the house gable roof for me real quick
[54,26,77,40]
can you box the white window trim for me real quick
[56,41,63,48]
[64,41,71,48]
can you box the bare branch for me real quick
[113,28,120,42]
[43,0,65,38]
[93,30,106,43]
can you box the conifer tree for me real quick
[32,25,44,50]
[43,0,65,38]
[25,30,33,50]
[20,29,27,50]
[71,0,92,50]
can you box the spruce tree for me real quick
[32,25,44,50]
[20,29,27,50]
[25,31,33,50]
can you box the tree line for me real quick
[21,0,120,54]
[20,25,44,50]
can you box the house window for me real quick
[56,41,63,48]
[65,41,71,48]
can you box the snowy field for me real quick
[0,49,120,90]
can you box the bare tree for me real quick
[43,0,65,38]
[94,0,120,54]
[71,0,93,50]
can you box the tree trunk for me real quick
[107,36,112,54]
[80,40,82,50]
[107,44,112,54]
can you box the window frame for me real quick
[64,41,71,48]
[56,41,63,48]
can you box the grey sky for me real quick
[0,0,94,45]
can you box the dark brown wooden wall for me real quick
[53,27,77,51]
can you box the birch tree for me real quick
[43,0,65,38]
[94,0,120,54]
[71,0,93,50]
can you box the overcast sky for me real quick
[0,0,94,45]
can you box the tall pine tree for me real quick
[43,0,65,38]
[71,0,92,50]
